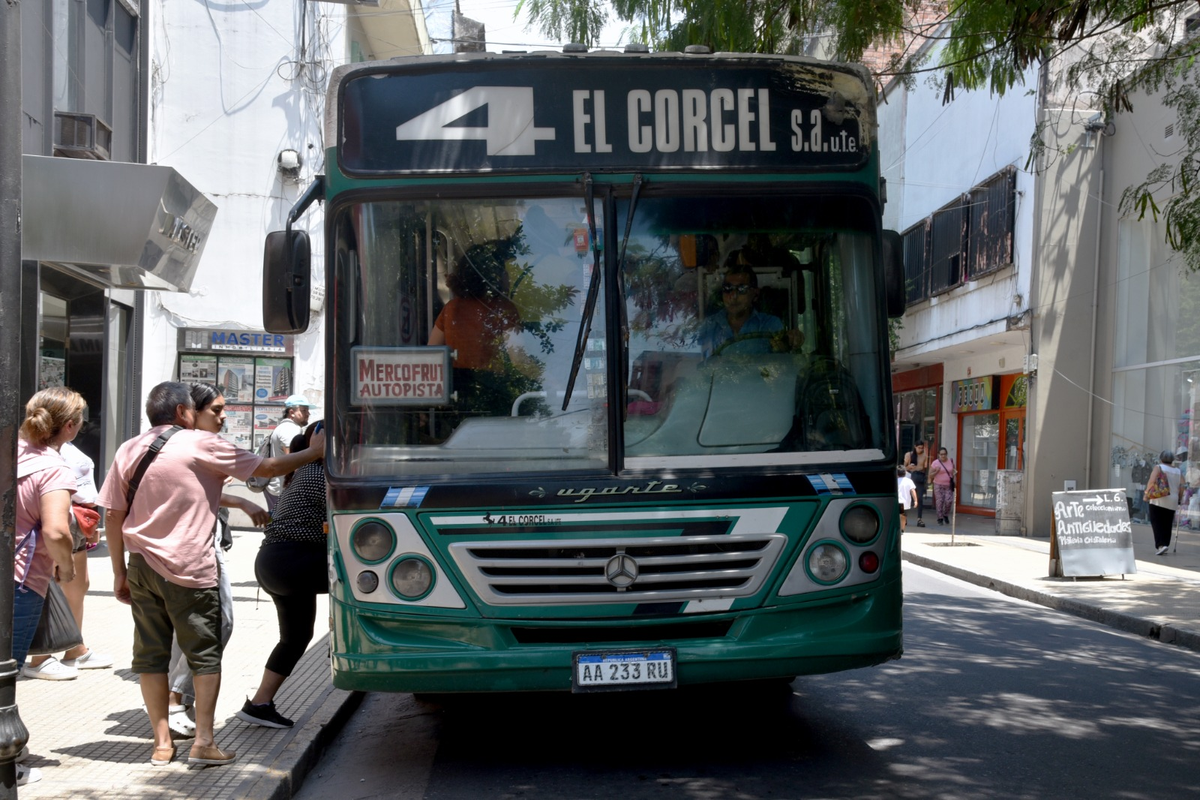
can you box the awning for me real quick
[22,155,217,292]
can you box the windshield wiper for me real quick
[562,174,645,412]
[616,175,644,421]
[563,175,603,410]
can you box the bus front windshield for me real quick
[329,192,890,478]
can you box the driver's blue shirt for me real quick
[699,310,784,358]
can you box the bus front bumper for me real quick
[329,576,903,693]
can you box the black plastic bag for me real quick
[28,580,83,656]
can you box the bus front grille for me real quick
[447,534,787,606]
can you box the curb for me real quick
[901,549,1197,653]
[235,687,365,800]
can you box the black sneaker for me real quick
[236,699,294,729]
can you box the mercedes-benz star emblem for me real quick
[605,554,639,589]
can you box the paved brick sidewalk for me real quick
[15,527,358,800]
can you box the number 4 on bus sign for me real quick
[395,86,556,156]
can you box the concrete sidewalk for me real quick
[15,525,360,800]
[15,503,1200,798]
[902,509,1200,653]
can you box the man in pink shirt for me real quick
[98,382,325,768]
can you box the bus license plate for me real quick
[572,648,677,692]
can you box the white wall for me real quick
[141,0,347,412]
[880,48,1040,359]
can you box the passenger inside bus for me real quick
[427,243,524,419]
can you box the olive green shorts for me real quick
[127,553,222,675]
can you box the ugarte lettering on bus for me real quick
[557,480,684,503]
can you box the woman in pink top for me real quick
[15,387,87,785]
[929,446,957,525]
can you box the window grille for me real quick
[966,167,1016,279]
[901,221,929,304]
[929,198,966,294]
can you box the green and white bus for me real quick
[264,48,906,693]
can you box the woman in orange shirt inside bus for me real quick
[428,244,523,419]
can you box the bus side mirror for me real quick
[263,230,311,333]
[882,230,906,319]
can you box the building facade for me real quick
[878,13,1197,534]
[18,0,215,481]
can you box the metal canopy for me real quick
[22,155,217,292]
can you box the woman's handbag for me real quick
[28,580,83,656]
[1146,470,1171,501]
[71,505,101,541]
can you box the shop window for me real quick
[179,354,294,450]
[967,167,1016,279]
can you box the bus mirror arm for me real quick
[286,176,325,230]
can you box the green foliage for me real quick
[521,0,1200,268]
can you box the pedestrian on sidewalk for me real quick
[161,383,272,739]
[237,419,328,730]
[1143,449,1184,556]
[98,381,326,768]
[265,395,317,513]
[23,437,115,681]
[897,466,918,531]
[14,387,88,786]
[903,440,930,526]
[929,446,957,525]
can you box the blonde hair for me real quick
[19,387,87,446]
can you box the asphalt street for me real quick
[295,562,1200,800]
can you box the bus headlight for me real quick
[357,571,379,593]
[391,557,435,600]
[807,543,849,584]
[841,505,880,544]
[351,519,395,563]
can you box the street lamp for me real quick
[0,1,30,796]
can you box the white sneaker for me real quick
[61,649,114,669]
[21,657,79,681]
[16,764,42,786]
[1156,546,1169,555]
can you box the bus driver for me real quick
[698,256,785,358]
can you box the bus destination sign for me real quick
[340,61,870,175]
[353,347,451,407]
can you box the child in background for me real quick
[897,466,918,531]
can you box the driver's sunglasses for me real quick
[722,284,753,295]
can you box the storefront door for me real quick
[959,412,1000,512]
[953,374,1027,516]
[1002,410,1025,470]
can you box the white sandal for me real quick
[168,704,196,738]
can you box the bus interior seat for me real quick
[792,361,870,451]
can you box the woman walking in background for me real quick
[237,420,327,729]
[1144,449,1184,555]
[903,440,930,527]
[15,387,87,785]
[929,446,957,526]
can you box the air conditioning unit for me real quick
[53,112,112,161]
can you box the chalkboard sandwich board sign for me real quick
[1050,489,1137,578]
